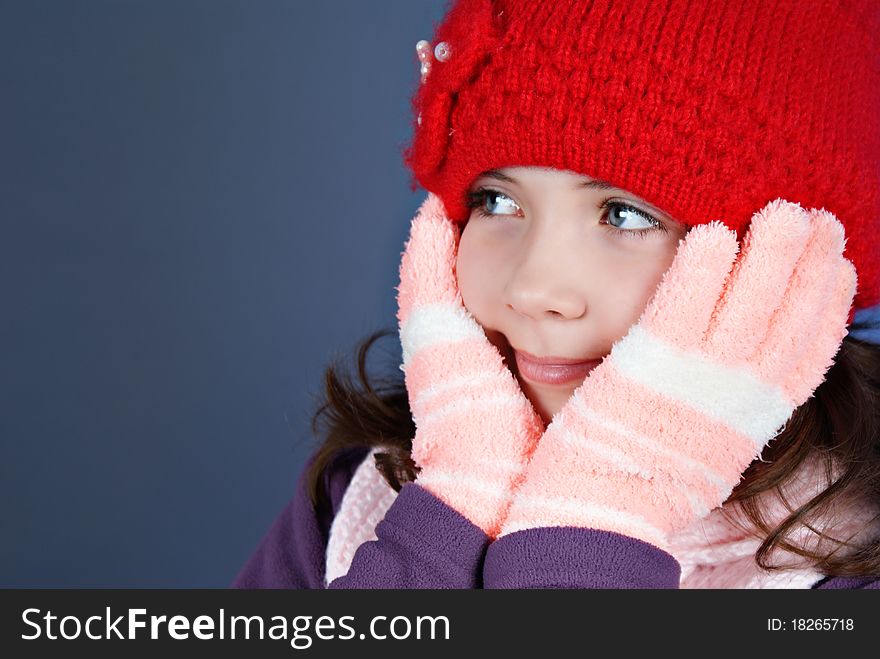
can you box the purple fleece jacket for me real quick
[231,447,880,589]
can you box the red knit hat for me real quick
[403,0,880,312]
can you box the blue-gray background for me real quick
[2,0,448,587]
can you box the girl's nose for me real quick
[506,287,586,321]
[504,259,587,321]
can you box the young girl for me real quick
[232,0,880,589]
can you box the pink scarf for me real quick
[667,454,880,588]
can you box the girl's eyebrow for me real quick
[478,168,617,191]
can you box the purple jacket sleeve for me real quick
[326,483,489,589]
[231,446,490,589]
[813,575,880,589]
[483,527,682,589]
[483,528,880,589]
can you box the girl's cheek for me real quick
[587,247,670,313]
[597,231,682,279]
[598,229,679,255]
[456,230,490,304]
[460,222,512,270]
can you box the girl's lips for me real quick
[513,350,602,385]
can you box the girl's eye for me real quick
[599,200,668,239]
[465,187,668,239]
[466,189,522,217]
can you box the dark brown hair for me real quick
[306,319,880,578]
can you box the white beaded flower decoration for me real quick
[415,39,451,126]
[416,39,451,84]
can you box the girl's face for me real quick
[456,166,689,425]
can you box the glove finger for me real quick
[396,193,461,326]
[702,199,812,359]
[396,193,484,387]
[638,221,740,352]
[750,206,847,386]
[783,255,856,407]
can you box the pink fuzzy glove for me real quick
[497,199,858,555]
[396,194,545,538]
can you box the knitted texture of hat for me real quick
[404,0,880,311]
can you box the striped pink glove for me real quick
[498,199,858,555]
[396,194,545,538]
